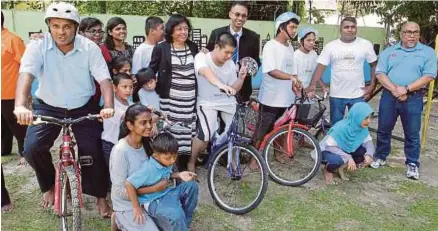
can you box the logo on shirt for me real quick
[389,53,397,59]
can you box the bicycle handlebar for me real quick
[152,110,192,129]
[32,114,101,126]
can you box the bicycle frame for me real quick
[258,104,309,157]
[54,125,84,215]
[209,104,252,179]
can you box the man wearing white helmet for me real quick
[13,2,114,216]
[252,12,302,164]
[306,17,377,126]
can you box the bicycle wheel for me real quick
[207,143,268,215]
[60,165,82,231]
[263,127,322,186]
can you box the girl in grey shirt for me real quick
[109,104,159,231]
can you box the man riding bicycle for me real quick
[189,32,247,172]
[13,2,114,217]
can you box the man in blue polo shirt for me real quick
[371,22,437,180]
[13,2,114,215]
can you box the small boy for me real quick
[125,133,198,231]
[136,67,160,110]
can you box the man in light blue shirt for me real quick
[13,2,114,216]
[371,22,437,180]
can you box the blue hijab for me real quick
[328,102,374,153]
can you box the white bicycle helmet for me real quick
[298,27,318,40]
[44,2,80,25]
[275,12,300,31]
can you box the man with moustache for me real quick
[370,22,437,180]
[13,2,114,217]
[207,1,260,101]
[306,17,377,126]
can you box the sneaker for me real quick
[406,163,420,180]
[370,158,387,169]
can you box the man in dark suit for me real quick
[207,1,261,101]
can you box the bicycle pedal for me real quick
[79,155,93,166]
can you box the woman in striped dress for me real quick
[149,14,199,171]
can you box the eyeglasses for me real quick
[174,26,189,32]
[85,29,104,35]
[230,12,248,19]
[402,30,420,37]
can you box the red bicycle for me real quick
[32,114,100,231]
[257,93,327,186]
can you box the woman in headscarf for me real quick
[319,102,375,184]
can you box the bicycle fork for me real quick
[227,138,242,180]
[285,123,295,158]
[54,134,84,216]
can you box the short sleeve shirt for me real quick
[294,49,318,88]
[258,39,297,107]
[126,158,172,204]
[317,37,377,99]
[131,43,155,75]
[19,33,111,109]
[194,52,237,106]
[1,28,25,100]
[376,42,437,86]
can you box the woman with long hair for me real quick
[100,17,135,64]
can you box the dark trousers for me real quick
[375,89,423,167]
[329,96,365,126]
[1,100,27,156]
[23,98,108,198]
[323,146,366,173]
[1,166,11,207]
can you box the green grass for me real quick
[3,146,438,231]
[1,154,19,164]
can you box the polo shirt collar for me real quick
[394,41,423,52]
[150,157,167,170]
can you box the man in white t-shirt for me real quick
[306,17,377,125]
[253,12,301,150]
[188,32,247,172]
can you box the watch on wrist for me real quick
[405,85,410,93]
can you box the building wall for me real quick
[2,9,386,89]
[2,9,386,53]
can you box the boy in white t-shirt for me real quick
[131,16,164,75]
[188,32,247,172]
[132,16,164,102]
[305,17,377,125]
[294,27,325,90]
[101,73,134,168]
[136,68,160,110]
[253,12,302,151]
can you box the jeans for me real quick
[329,96,365,126]
[1,100,27,156]
[323,147,366,173]
[375,89,423,167]
[23,98,108,197]
[148,181,199,231]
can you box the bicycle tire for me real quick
[263,127,322,186]
[60,165,82,231]
[207,143,268,215]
